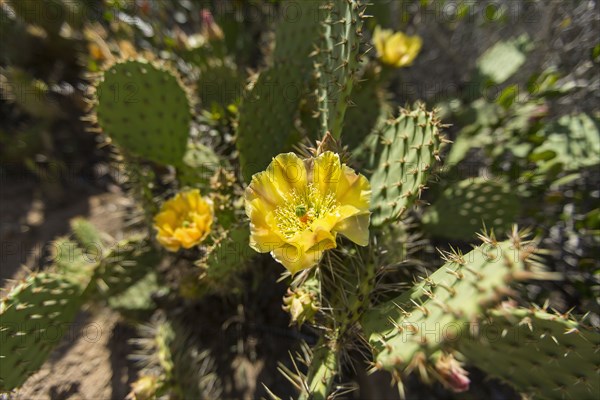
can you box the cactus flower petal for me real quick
[245,152,371,274]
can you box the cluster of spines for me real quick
[370,104,446,226]
[91,235,159,300]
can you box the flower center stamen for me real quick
[275,184,338,239]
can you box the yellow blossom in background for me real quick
[245,152,371,274]
[373,26,422,68]
[154,189,213,252]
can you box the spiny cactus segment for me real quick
[360,230,549,377]
[315,0,368,140]
[93,59,193,165]
[0,273,84,391]
[130,313,222,399]
[370,104,445,226]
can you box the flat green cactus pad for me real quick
[236,65,299,182]
[477,35,531,84]
[459,307,600,399]
[342,71,390,151]
[316,0,366,140]
[95,59,192,165]
[370,105,443,226]
[360,234,544,374]
[0,273,83,391]
[422,177,520,241]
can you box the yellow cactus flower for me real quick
[245,152,371,274]
[154,189,213,252]
[373,26,422,68]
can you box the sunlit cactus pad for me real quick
[94,59,192,165]
[361,234,542,373]
[0,273,83,391]
[370,104,443,225]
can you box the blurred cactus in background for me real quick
[1,1,599,399]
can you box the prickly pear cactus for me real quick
[370,105,444,226]
[273,0,323,74]
[316,0,366,140]
[94,59,192,165]
[477,35,531,84]
[360,232,545,375]
[198,62,244,110]
[71,217,105,253]
[532,113,600,172]
[0,273,84,391]
[459,306,600,399]
[422,177,520,240]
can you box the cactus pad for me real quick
[422,177,520,241]
[342,71,390,150]
[316,0,366,140]
[178,142,222,188]
[370,105,444,226]
[94,59,192,165]
[459,306,600,399]
[236,65,300,182]
[0,273,83,391]
[360,234,544,374]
